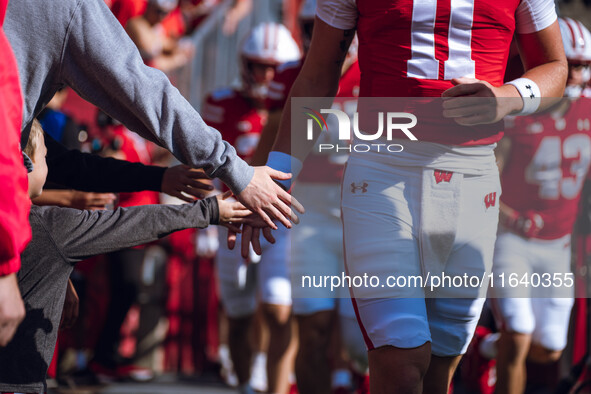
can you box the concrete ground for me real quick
[49,374,236,394]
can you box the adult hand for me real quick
[0,273,25,346]
[235,166,304,230]
[442,77,522,126]
[60,279,79,330]
[239,224,276,258]
[162,164,214,201]
[217,190,276,255]
[71,191,117,210]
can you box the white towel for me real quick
[419,168,463,296]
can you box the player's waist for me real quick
[354,96,504,146]
[349,137,498,175]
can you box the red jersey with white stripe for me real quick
[316,0,557,146]
[202,88,266,163]
[501,99,591,240]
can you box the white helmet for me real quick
[148,0,178,12]
[240,23,301,98]
[559,18,591,97]
[240,23,301,65]
[559,18,591,64]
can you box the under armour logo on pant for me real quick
[351,182,368,193]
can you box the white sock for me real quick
[219,344,232,368]
[479,333,500,359]
[332,369,352,388]
[250,352,268,392]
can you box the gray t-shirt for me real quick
[0,198,218,393]
[4,0,253,194]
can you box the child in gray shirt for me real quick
[0,121,262,393]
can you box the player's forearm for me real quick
[517,22,568,106]
[251,110,282,166]
[272,70,341,160]
[520,60,568,105]
[498,201,516,226]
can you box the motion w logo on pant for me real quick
[434,170,453,184]
[484,192,497,209]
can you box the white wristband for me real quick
[265,151,303,190]
[505,78,541,115]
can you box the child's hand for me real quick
[216,191,282,227]
[216,192,279,252]
[216,191,250,233]
[162,165,214,201]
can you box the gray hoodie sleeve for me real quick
[58,0,253,194]
[33,197,220,264]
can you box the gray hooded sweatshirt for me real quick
[4,0,253,194]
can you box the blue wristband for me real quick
[265,151,303,190]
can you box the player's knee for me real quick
[528,335,565,363]
[528,344,562,364]
[369,344,430,390]
[498,331,532,360]
[228,314,252,334]
[262,303,291,327]
[298,314,333,352]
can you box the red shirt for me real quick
[501,99,591,239]
[111,126,160,207]
[110,0,146,27]
[0,22,30,274]
[202,89,266,163]
[266,59,304,112]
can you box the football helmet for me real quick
[240,23,301,99]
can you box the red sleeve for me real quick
[0,29,31,275]
[0,0,7,25]
[111,0,147,27]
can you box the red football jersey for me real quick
[266,59,304,112]
[317,0,557,146]
[501,99,591,239]
[202,88,266,163]
[110,125,160,208]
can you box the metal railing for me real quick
[170,0,277,112]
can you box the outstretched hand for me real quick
[442,77,522,126]
[162,164,214,201]
[235,166,304,229]
[216,191,277,256]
